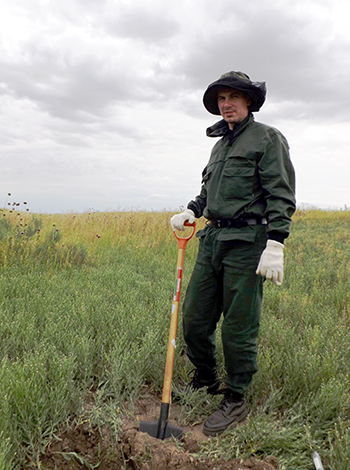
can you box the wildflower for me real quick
[21,232,24,235]
[96,235,100,238]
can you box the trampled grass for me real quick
[0,207,349,469]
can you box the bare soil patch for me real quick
[39,391,279,470]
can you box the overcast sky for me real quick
[1,0,349,214]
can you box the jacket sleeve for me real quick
[258,129,296,241]
[187,166,208,218]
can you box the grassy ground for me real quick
[0,207,349,469]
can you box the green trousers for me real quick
[183,224,267,394]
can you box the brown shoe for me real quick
[203,390,248,436]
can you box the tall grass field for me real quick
[0,205,349,469]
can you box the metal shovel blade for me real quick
[139,420,183,440]
[139,403,183,440]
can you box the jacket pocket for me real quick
[221,165,256,200]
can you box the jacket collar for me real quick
[206,113,253,143]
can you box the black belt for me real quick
[209,217,267,228]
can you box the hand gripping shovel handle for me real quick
[140,221,196,440]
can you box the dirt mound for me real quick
[40,425,278,470]
[123,426,278,470]
[38,392,279,470]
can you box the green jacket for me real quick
[188,114,296,241]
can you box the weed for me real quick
[0,208,349,468]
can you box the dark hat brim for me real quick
[203,76,266,115]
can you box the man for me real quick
[170,71,296,436]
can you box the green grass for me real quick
[0,208,349,469]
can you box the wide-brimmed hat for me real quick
[203,71,266,114]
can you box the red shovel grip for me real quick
[173,221,196,249]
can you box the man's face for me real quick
[217,88,251,129]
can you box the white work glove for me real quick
[170,209,195,231]
[256,240,284,286]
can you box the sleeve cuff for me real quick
[187,203,200,218]
[268,231,285,244]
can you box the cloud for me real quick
[104,3,179,43]
[0,0,349,213]
[169,0,350,121]
[4,0,348,128]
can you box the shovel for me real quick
[140,221,196,440]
